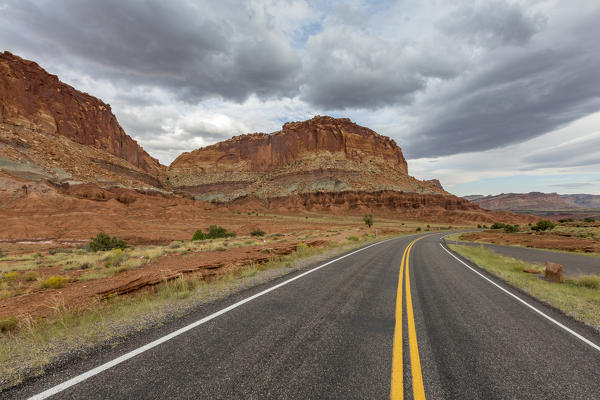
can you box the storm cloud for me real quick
[0,0,599,179]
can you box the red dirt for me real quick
[461,231,600,254]
[0,240,328,319]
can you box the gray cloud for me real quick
[524,134,600,168]
[0,0,301,103]
[405,8,600,158]
[300,27,465,109]
[440,1,545,47]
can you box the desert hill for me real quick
[0,51,538,243]
[0,51,165,189]
[168,116,445,201]
[466,192,600,210]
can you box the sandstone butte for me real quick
[167,115,446,201]
[0,51,534,228]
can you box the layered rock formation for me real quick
[465,192,600,210]
[168,116,444,201]
[0,51,164,188]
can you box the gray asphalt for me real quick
[453,240,600,276]
[5,233,600,399]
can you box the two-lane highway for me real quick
[7,233,600,399]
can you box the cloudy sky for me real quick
[1,0,599,195]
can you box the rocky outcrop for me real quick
[545,261,563,283]
[0,51,162,176]
[466,192,578,210]
[168,116,444,201]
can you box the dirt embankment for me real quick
[0,240,328,320]
[461,231,600,254]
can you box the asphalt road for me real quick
[454,241,600,276]
[7,233,600,399]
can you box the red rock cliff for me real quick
[0,51,161,174]
[168,116,443,201]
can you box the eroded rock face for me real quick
[168,116,442,200]
[0,51,161,175]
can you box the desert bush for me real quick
[347,236,360,241]
[41,276,68,289]
[168,241,184,249]
[0,249,4,258]
[207,225,236,239]
[504,224,519,233]
[89,232,128,252]
[22,271,39,281]
[192,225,236,241]
[103,249,124,267]
[3,271,19,282]
[416,227,422,232]
[531,220,555,232]
[477,224,482,228]
[558,218,573,223]
[0,316,18,333]
[583,217,596,223]
[490,222,506,229]
[482,225,489,229]
[363,214,374,228]
[250,228,266,237]
[191,230,207,241]
[575,275,600,289]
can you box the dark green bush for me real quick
[531,220,555,232]
[191,230,207,241]
[416,227,422,232]
[558,218,573,223]
[490,222,506,229]
[504,224,519,233]
[363,214,374,228]
[583,217,595,223]
[192,225,236,241]
[88,232,128,252]
[250,228,266,237]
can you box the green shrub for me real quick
[22,271,39,281]
[363,214,374,228]
[0,316,18,333]
[583,217,596,223]
[191,230,207,241]
[558,218,573,223]
[207,225,236,238]
[250,228,266,237]
[477,224,482,228]
[416,227,422,232]
[0,249,4,258]
[482,225,488,229]
[491,222,506,229]
[89,232,128,252]
[531,220,555,232]
[347,235,360,241]
[41,276,68,289]
[504,224,519,233]
[192,225,236,241]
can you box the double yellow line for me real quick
[391,236,427,400]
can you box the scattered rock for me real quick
[545,261,563,283]
[523,269,541,274]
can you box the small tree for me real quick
[531,220,555,232]
[504,224,519,233]
[191,230,207,241]
[89,232,128,252]
[363,214,374,228]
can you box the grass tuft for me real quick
[40,276,68,289]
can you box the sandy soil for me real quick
[461,231,600,254]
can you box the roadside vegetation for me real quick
[449,244,600,328]
[0,227,399,391]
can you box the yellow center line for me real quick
[390,241,409,399]
[406,238,426,400]
[391,236,428,400]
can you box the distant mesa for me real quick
[465,192,600,210]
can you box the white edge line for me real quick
[28,236,401,400]
[440,242,600,353]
